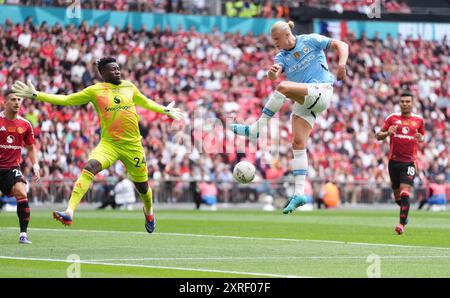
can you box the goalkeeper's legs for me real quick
[135,181,156,234]
[53,159,102,226]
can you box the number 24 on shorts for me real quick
[133,156,146,168]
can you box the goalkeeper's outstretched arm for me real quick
[12,80,92,106]
[132,84,182,120]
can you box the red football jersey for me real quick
[0,111,35,169]
[382,113,425,163]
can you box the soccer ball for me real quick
[233,161,256,184]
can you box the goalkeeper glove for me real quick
[163,101,182,120]
[12,80,38,99]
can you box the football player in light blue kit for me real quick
[231,21,349,214]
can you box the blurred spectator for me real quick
[113,174,137,210]
[225,0,261,18]
[418,174,448,211]
[318,180,341,208]
[198,178,218,210]
[304,180,313,203]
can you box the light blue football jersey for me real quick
[274,33,335,84]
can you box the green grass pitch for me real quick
[1,209,450,278]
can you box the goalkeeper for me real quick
[12,57,183,234]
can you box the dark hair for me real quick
[95,56,116,73]
[400,90,413,98]
[3,89,15,98]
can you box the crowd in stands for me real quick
[302,0,411,14]
[224,1,290,18]
[0,17,448,204]
[0,0,291,19]
[0,0,414,18]
[0,0,210,15]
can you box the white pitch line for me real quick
[2,226,450,251]
[0,256,308,278]
[87,255,450,262]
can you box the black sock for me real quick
[16,199,30,233]
[418,199,428,210]
[400,195,410,226]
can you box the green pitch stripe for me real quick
[0,256,309,278]
[3,227,450,251]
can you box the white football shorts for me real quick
[291,83,333,128]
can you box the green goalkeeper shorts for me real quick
[89,140,148,183]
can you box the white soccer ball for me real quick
[233,161,256,184]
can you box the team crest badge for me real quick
[17,127,24,134]
[293,52,301,59]
[302,47,311,54]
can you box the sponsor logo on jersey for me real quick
[288,54,316,73]
[6,135,14,144]
[105,105,132,112]
[394,134,414,140]
[0,144,21,150]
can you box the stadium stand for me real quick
[298,0,412,14]
[0,0,210,14]
[3,0,450,17]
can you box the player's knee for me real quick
[400,186,411,197]
[292,137,307,150]
[12,183,27,199]
[84,160,102,175]
[276,81,290,95]
[134,182,149,194]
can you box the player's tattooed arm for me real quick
[376,125,397,141]
[330,39,349,81]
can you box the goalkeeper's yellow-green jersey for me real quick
[36,80,165,143]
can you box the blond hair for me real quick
[271,20,295,34]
